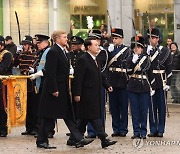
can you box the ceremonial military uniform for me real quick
[17,35,38,135]
[108,28,130,137]
[69,36,84,69]
[146,28,172,137]
[87,30,110,138]
[34,34,55,138]
[0,36,13,137]
[127,36,155,139]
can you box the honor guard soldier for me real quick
[146,28,172,137]
[30,34,55,138]
[0,35,13,137]
[127,36,155,139]
[107,28,130,137]
[65,36,84,135]
[70,36,84,70]
[86,30,112,138]
[16,35,38,136]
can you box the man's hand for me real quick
[69,66,74,75]
[108,86,113,92]
[74,96,80,102]
[150,90,155,96]
[29,67,34,73]
[163,85,170,91]
[52,91,59,97]
[30,70,43,80]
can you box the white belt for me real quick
[130,74,147,79]
[109,67,127,73]
[153,70,165,74]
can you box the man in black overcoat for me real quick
[36,31,93,149]
[72,37,117,148]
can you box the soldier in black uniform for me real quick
[107,28,130,137]
[86,30,112,138]
[69,36,84,70]
[69,36,84,120]
[127,36,155,139]
[15,35,38,136]
[146,28,172,137]
[0,35,13,137]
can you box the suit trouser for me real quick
[78,119,107,141]
[36,92,55,135]
[0,90,7,134]
[87,88,106,136]
[128,91,149,136]
[36,117,83,145]
[149,89,166,134]
[25,91,39,132]
[109,87,128,134]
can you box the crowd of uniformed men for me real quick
[0,23,175,149]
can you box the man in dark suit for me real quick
[36,31,93,149]
[72,37,117,148]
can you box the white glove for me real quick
[108,44,114,52]
[69,66,74,75]
[132,54,139,63]
[29,67,34,73]
[147,45,153,55]
[150,90,155,96]
[30,70,43,80]
[163,85,170,91]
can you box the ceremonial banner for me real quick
[1,76,28,133]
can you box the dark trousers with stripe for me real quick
[109,87,128,134]
[149,89,166,134]
[128,91,149,136]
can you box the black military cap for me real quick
[70,36,84,44]
[111,28,124,38]
[35,34,50,43]
[21,35,33,45]
[5,36,12,41]
[0,35,5,46]
[147,28,160,38]
[131,36,145,49]
[88,29,102,39]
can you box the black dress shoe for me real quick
[119,133,126,137]
[21,131,30,135]
[75,138,94,148]
[111,133,121,137]
[131,135,141,139]
[67,139,76,146]
[85,135,96,139]
[0,133,7,137]
[101,139,117,148]
[157,133,163,137]
[147,133,157,137]
[66,133,71,136]
[141,135,146,139]
[29,131,38,136]
[48,133,54,138]
[37,143,56,149]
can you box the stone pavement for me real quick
[0,104,180,154]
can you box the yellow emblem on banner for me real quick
[1,75,28,133]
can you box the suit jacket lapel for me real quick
[54,44,69,65]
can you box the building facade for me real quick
[0,0,179,46]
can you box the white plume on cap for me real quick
[86,16,94,29]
